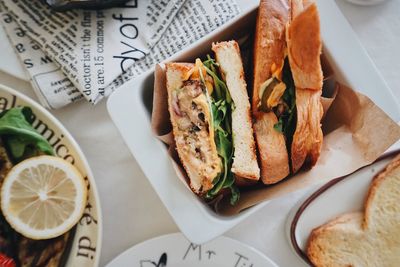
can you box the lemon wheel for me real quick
[1,155,87,240]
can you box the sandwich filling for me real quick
[173,58,239,204]
[258,57,297,154]
[172,79,221,193]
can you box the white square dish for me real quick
[107,0,400,244]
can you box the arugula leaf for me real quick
[0,107,54,162]
[274,58,297,143]
[274,120,283,132]
[202,56,239,205]
[272,58,298,172]
[229,186,240,205]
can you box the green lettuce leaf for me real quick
[202,56,239,205]
[274,58,297,149]
[0,107,54,162]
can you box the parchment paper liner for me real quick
[151,55,400,216]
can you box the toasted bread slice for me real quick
[253,112,290,184]
[253,0,289,112]
[252,0,290,183]
[287,3,323,172]
[212,41,260,181]
[291,89,323,173]
[287,3,323,90]
[166,63,221,194]
[307,155,400,267]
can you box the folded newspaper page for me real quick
[0,5,83,109]
[0,0,240,108]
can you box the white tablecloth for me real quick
[0,0,399,266]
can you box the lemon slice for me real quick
[1,155,87,240]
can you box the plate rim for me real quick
[0,83,103,267]
[289,149,400,265]
[105,232,278,267]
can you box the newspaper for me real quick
[0,0,240,109]
[0,7,83,109]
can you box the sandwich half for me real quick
[166,41,259,204]
[252,0,291,184]
[287,2,323,172]
[252,0,323,184]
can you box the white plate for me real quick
[107,0,400,244]
[106,233,278,267]
[0,84,102,267]
[288,150,399,264]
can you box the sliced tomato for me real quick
[0,253,15,267]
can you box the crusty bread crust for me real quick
[287,3,323,90]
[253,112,289,184]
[288,3,323,172]
[252,0,289,112]
[291,89,323,173]
[364,155,400,229]
[212,41,260,181]
[307,155,400,266]
[252,0,290,184]
[307,212,365,267]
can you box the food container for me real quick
[107,0,400,244]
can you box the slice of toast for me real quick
[290,89,323,173]
[287,3,323,172]
[212,41,260,181]
[307,155,400,266]
[287,2,323,91]
[252,0,290,184]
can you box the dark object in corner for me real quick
[45,0,131,11]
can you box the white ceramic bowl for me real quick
[0,84,102,267]
[107,0,400,244]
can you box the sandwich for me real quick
[166,41,260,204]
[252,0,323,184]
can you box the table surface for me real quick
[0,0,399,266]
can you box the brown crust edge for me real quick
[363,154,400,229]
[288,3,323,174]
[306,156,400,266]
[252,0,290,184]
[288,149,400,266]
